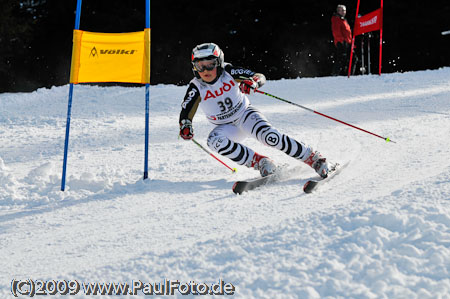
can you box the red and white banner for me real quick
[354,8,383,36]
[348,0,384,77]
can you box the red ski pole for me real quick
[192,138,237,173]
[255,89,396,143]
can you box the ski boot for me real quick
[248,152,276,177]
[304,150,330,178]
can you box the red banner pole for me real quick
[379,0,383,75]
[348,0,361,78]
[348,36,355,78]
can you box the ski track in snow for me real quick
[0,69,449,298]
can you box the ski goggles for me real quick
[193,59,218,72]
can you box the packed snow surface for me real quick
[1,68,449,298]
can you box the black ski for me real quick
[232,174,275,194]
[232,163,346,194]
[303,162,344,193]
[232,165,303,195]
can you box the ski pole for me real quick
[192,138,237,173]
[255,89,395,143]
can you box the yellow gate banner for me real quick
[70,29,150,84]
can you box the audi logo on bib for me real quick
[204,80,236,101]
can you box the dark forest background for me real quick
[1,0,449,93]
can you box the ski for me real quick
[232,174,275,194]
[303,162,344,193]
[232,163,347,194]
[232,165,302,195]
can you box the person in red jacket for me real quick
[331,4,353,76]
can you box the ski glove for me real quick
[180,119,194,140]
[239,76,261,94]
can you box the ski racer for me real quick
[179,42,331,178]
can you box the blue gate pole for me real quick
[143,0,150,180]
[61,0,83,191]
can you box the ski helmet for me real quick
[191,43,224,79]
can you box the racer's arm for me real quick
[179,83,201,140]
[225,64,266,93]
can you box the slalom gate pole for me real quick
[192,138,237,173]
[255,89,396,143]
[143,0,150,180]
[61,0,83,191]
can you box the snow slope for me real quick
[1,68,449,298]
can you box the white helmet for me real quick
[191,43,224,78]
